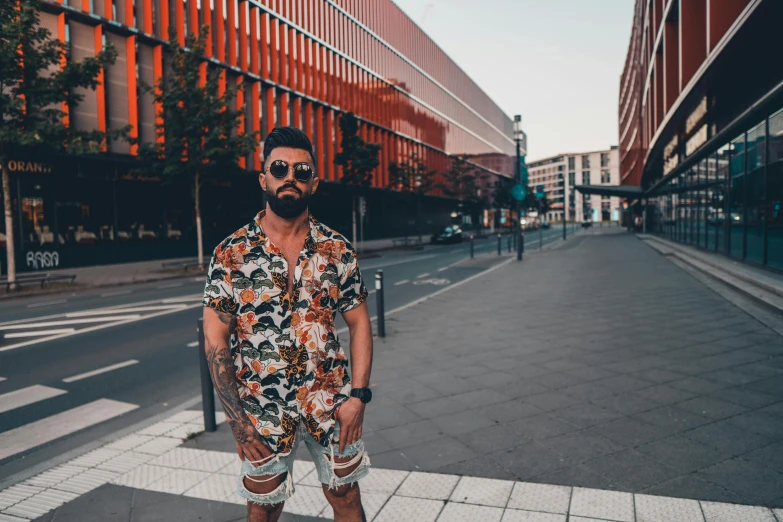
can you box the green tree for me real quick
[137,26,257,269]
[334,112,379,247]
[440,155,490,231]
[0,0,121,289]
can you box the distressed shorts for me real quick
[236,421,371,506]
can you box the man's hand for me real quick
[336,397,365,454]
[231,420,274,463]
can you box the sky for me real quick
[391,0,635,161]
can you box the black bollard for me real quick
[517,231,524,261]
[197,318,217,433]
[375,270,385,338]
[497,233,501,255]
[470,235,474,258]
[507,235,511,253]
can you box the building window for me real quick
[601,170,611,183]
[601,152,610,167]
[582,155,590,169]
[568,157,575,170]
[568,172,575,186]
[582,171,590,185]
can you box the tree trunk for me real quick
[1,161,17,291]
[195,173,204,270]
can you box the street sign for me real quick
[359,196,366,217]
[512,184,527,201]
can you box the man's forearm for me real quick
[348,321,373,388]
[205,342,255,444]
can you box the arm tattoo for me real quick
[215,310,237,329]
[205,342,256,444]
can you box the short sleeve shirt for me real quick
[202,211,368,455]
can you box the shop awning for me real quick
[574,185,644,198]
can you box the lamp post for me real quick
[514,115,525,261]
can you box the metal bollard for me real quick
[539,227,543,250]
[497,233,502,255]
[507,235,512,253]
[517,232,524,261]
[196,318,217,433]
[470,235,474,258]
[375,270,385,338]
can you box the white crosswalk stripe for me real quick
[0,399,139,461]
[0,385,67,414]
[62,360,140,383]
[0,296,202,353]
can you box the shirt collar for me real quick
[253,210,321,253]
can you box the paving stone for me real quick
[505,414,581,441]
[375,419,444,451]
[506,482,571,514]
[454,424,522,454]
[539,431,625,464]
[372,496,444,522]
[569,487,634,522]
[695,458,783,506]
[396,472,460,500]
[675,397,748,420]
[522,391,584,412]
[633,493,705,522]
[354,468,409,494]
[587,416,675,447]
[633,405,713,432]
[739,442,783,474]
[684,420,773,456]
[640,475,748,505]
[433,456,518,481]
[582,449,682,491]
[549,403,622,428]
[397,437,477,471]
[436,502,504,522]
[449,476,514,507]
[430,412,495,436]
[489,442,574,481]
[479,401,543,423]
[700,501,777,522]
[636,435,729,473]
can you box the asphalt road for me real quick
[0,228,567,482]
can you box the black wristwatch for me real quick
[350,387,372,404]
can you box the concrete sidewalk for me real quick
[2,230,783,521]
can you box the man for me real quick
[202,127,373,522]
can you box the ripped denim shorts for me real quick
[236,421,371,506]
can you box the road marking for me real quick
[416,273,430,278]
[100,290,132,297]
[62,360,140,383]
[192,276,205,282]
[186,341,199,347]
[437,266,449,272]
[0,385,68,414]
[394,280,410,286]
[162,294,203,304]
[26,300,67,308]
[157,283,183,289]
[0,398,139,461]
[360,254,439,270]
[66,306,184,317]
[0,377,6,382]
[0,303,203,353]
[0,316,142,330]
[4,328,76,338]
[413,278,450,286]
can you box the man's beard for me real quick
[266,184,311,218]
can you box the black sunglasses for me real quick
[266,160,315,182]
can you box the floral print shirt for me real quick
[202,210,368,455]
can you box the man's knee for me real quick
[333,454,362,479]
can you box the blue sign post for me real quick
[512,184,527,202]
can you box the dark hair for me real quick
[263,127,315,167]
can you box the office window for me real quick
[568,172,575,186]
[600,170,611,183]
[600,152,610,167]
[582,155,590,169]
[582,171,590,185]
[568,157,575,170]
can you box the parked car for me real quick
[581,220,593,228]
[431,225,464,244]
[520,219,538,231]
[540,220,551,229]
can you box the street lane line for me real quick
[100,290,132,297]
[437,266,449,272]
[62,360,140,383]
[360,254,439,270]
[0,385,68,414]
[0,316,142,330]
[0,399,139,461]
[66,306,184,317]
[157,282,183,289]
[186,341,199,347]
[162,294,204,304]
[0,377,6,382]
[0,303,203,353]
[416,273,430,278]
[367,289,376,295]
[394,280,410,286]
[5,328,76,338]
[26,300,67,308]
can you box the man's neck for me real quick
[261,207,310,240]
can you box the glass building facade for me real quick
[1,0,516,271]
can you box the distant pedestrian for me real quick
[202,127,373,522]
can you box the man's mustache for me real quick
[277,184,302,196]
